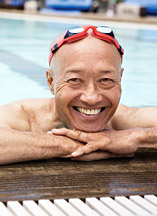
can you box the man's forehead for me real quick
[55,35,121,61]
[53,38,121,76]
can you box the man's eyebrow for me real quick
[99,70,116,75]
[64,69,83,74]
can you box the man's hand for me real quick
[49,128,140,161]
[46,133,85,159]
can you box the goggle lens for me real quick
[64,27,84,39]
[97,26,112,34]
[69,27,84,34]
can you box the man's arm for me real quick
[51,105,157,161]
[0,126,84,164]
[0,101,83,165]
[111,104,157,130]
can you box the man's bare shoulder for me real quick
[111,104,157,130]
[110,104,134,130]
[0,98,54,132]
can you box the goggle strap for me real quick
[51,39,65,54]
[121,46,124,55]
[114,40,120,49]
[53,44,58,51]
[92,31,124,56]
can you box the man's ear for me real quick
[46,69,55,95]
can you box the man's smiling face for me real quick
[48,35,123,132]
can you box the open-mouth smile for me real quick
[73,106,105,115]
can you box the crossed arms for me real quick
[0,100,157,164]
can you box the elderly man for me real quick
[0,25,156,165]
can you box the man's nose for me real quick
[80,83,103,105]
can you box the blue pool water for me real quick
[0,13,157,107]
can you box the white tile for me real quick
[0,202,14,216]
[115,196,151,216]
[144,195,157,207]
[23,200,49,216]
[39,199,66,216]
[7,201,31,216]
[69,198,101,216]
[130,195,157,216]
[100,197,134,216]
[86,197,118,216]
[54,199,83,216]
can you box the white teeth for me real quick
[77,107,101,115]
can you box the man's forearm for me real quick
[0,126,83,165]
[0,126,58,164]
[138,127,157,149]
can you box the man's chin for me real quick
[72,124,105,133]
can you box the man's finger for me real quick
[52,128,89,142]
[71,146,85,157]
[71,141,103,157]
[52,128,66,135]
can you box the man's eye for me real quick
[68,78,79,82]
[100,78,115,88]
[68,78,82,86]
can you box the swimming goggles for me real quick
[49,25,124,65]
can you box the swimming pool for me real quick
[0,12,157,107]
